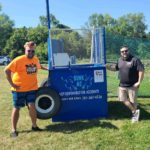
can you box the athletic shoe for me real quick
[31,126,42,131]
[131,109,140,123]
[10,131,18,138]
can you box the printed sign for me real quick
[94,70,104,82]
[59,89,102,101]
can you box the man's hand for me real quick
[133,82,140,88]
[105,63,117,71]
[11,83,20,90]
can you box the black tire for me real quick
[35,87,61,120]
[40,78,48,87]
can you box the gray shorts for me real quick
[118,86,138,105]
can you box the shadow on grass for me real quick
[19,119,118,134]
[44,119,118,134]
[20,101,149,134]
[108,101,150,120]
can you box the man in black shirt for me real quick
[106,46,144,123]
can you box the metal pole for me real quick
[46,0,51,30]
[102,27,106,64]
[46,0,52,69]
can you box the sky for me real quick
[0,0,150,31]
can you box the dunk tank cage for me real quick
[35,0,108,122]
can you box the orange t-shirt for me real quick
[5,55,41,92]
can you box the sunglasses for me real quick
[121,50,128,53]
[27,50,35,53]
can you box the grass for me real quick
[0,66,150,150]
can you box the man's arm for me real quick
[4,69,20,89]
[138,71,144,82]
[133,71,144,88]
[40,64,48,70]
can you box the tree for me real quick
[27,26,48,44]
[50,30,88,58]
[85,13,116,28]
[115,13,147,38]
[4,27,28,57]
[0,5,14,54]
[4,26,48,59]
[39,14,70,29]
[36,43,48,62]
[39,14,60,28]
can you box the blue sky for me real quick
[1,0,150,31]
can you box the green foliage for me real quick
[84,12,150,60]
[137,40,150,59]
[3,27,28,57]
[85,13,116,28]
[27,26,48,44]
[85,13,147,38]
[0,13,14,54]
[39,14,70,29]
[106,32,150,60]
[0,9,150,62]
[51,30,89,58]
[36,42,48,62]
[3,26,48,58]
[39,15,48,27]
[116,13,147,38]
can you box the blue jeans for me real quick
[12,90,37,108]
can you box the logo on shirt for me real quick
[25,63,37,74]
[126,62,132,68]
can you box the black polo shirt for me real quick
[116,55,144,87]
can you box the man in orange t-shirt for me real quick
[5,41,48,137]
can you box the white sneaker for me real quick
[131,109,140,123]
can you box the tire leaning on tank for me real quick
[35,87,61,120]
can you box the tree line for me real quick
[0,4,150,62]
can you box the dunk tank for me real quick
[35,0,108,122]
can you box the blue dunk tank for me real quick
[35,28,108,122]
[51,63,107,122]
[35,0,108,122]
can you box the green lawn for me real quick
[0,66,150,150]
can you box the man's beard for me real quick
[27,54,34,59]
